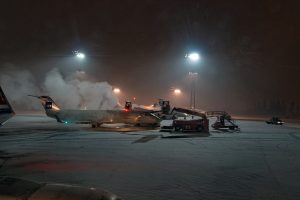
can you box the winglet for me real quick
[28,95,60,111]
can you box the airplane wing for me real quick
[0,86,15,126]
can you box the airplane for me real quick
[29,95,160,127]
[0,86,15,126]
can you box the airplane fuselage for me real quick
[0,87,15,126]
[46,109,159,125]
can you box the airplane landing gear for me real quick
[91,122,102,128]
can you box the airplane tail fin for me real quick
[28,95,60,112]
[0,86,15,126]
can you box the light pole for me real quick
[186,53,200,62]
[189,72,198,109]
[169,87,182,106]
[174,88,181,95]
[173,88,182,107]
[74,51,85,60]
[74,51,85,69]
[186,52,200,109]
[76,52,85,59]
[113,88,121,94]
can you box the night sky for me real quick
[0,0,299,114]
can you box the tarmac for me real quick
[1,115,300,200]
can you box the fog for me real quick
[0,1,299,116]
[0,64,119,111]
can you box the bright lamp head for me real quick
[76,52,85,59]
[174,89,181,95]
[187,53,200,62]
[113,88,121,94]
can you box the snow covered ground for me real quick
[0,115,300,200]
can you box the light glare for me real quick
[174,89,181,95]
[187,53,200,62]
[76,53,85,59]
[113,88,121,94]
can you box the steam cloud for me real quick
[44,68,119,110]
[0,64,41,110]
[0,64,119,111]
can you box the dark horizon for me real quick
[0,0,299,115]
